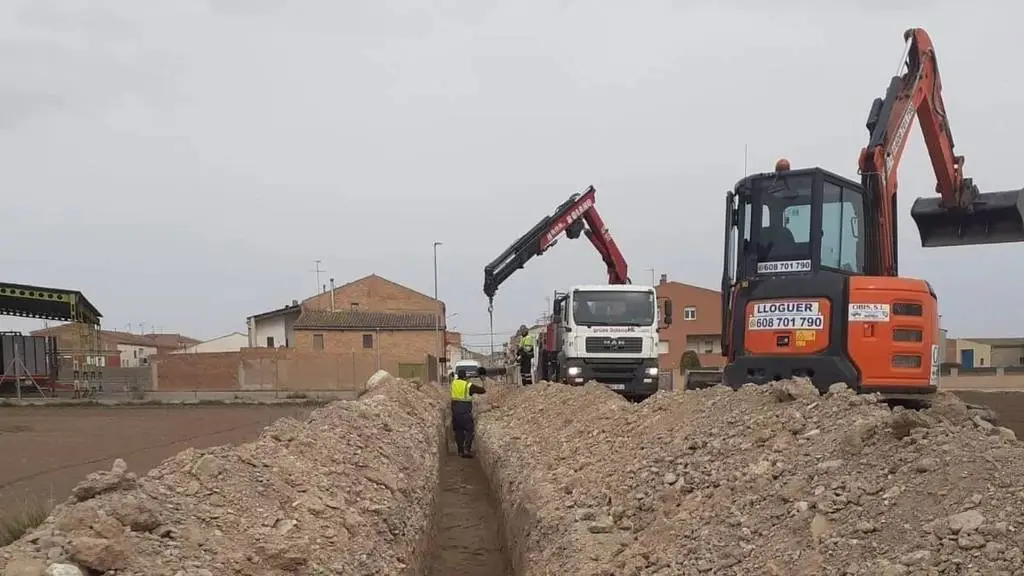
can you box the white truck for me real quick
[536,284,671,400]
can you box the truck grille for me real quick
[585,336,643,354]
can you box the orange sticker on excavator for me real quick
[794,330,816,347]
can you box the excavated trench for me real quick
[0,375,517,576]
[425,447,511,575]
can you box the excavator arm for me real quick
[483,186,630,310]
[858,27,1024,275]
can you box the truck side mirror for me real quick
[662,299,673,326]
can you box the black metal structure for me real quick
[0,282,102,325]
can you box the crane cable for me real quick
[488,297,495,361]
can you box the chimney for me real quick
[329,278,336,311]
[659,273,667,285]
[291,299,298,306]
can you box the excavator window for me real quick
[752,174,813,264]
[728,167,868,281]
[820,181,866,273]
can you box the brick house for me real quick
[654,275,726,371]
[302,274,445,316]
[291,274,447,380]
[31,324,198,372]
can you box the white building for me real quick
[247,302,301,348]
[117,342,158,368]
[174,332,249,354]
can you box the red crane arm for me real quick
[582,205,630,284]
[483,185,631,304]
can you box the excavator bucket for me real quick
[911,188,1024,247]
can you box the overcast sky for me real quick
[1,0,1021,346]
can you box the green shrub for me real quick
[0,500,52,546]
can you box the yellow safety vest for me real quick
[450,378,472,402]
[519,335,534,350]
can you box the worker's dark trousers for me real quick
[519,352,533,384]
[451,401,475,454]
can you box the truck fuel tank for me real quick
[911,187,1024,247]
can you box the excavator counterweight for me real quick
[911,188,1024,247]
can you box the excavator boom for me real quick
[858,28,1024,268]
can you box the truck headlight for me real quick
[567,366,582,376]
[645,367,659,377]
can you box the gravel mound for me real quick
[0,372,446,576]
[476,379,1024,575]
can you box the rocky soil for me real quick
[475,379,1024,575]
[0,372,445,576]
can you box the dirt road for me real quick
[954,390,1024,436]
[427,450,511,576]
[0,404,313,516]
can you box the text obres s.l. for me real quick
[748,300,825,331]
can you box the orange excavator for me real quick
[719,28,1024,398]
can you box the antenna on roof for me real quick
[313,259,326,294]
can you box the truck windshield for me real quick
[571,290,655,326]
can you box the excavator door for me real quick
[911,184,1024,247]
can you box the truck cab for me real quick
[548,284,670,400]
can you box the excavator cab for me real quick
[721,166,873,389]
[722,166,866,291]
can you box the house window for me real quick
[312,334,324,350]
[1019,356,1024,365]
[266,336,274,348]
[363,334,373,349]
[683,306,697,321]
[703,339,714,354]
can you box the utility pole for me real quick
[313,260,325,294]
[433,241,443,377]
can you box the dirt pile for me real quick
[476,380,1024,575]
[0,372,445,576]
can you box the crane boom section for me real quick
[482,186,630,304]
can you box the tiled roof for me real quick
[31,325,200,350]
[249,303,301,321]
[294,309,439,330]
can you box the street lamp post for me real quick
[433,241,443,379]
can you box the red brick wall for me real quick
[152,345,435,392]
[303,275,443,317]
[293,329,438,363]
[655,281,727,371]
[152,352,240,391]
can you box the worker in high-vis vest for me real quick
[450,367,487,458]
[516,325,535,384]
